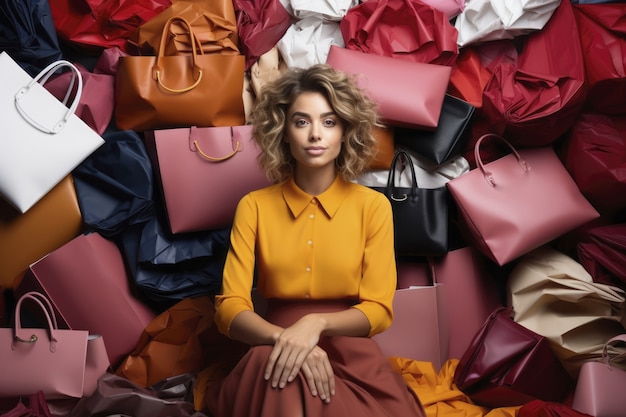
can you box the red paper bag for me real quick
[481,0,587,147]
[340,0,458,66]
[51,0,171,54]
[573,3,626,115]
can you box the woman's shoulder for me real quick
[345,181,391,208]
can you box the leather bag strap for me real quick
[12,292,59,352]
[473,133,530,187]
[386,149,420,199]
[153,16,203,93]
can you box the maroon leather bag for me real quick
[453,306,574,408]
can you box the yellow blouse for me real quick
[214,176,397,337]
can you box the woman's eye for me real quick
[323,119,336,127]
[295,119,308,127]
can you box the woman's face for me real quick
[284,91,344,174]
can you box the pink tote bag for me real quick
[0,292,110,399]
[325,45,451,130]
[446,134,599,265]
[572,334,626,417]
[144,125,272,234]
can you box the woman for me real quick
[207,64,426,417]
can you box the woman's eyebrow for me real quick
[290,111,336,118]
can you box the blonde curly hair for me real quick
[249,64,381,183]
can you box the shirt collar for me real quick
[282,176,350,218]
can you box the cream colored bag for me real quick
[507,246,626,378]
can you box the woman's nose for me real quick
[309,123,321,141]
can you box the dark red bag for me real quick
[560,113,626,217]
[0,392,51,417]
[481,0,587,147]
[518,400,594,417]
[340,0,458,66]
[573,3,626,115]
[50,0,171,54]
[453,306,574,408]
[578,223,626,290]
[234,0,293,70]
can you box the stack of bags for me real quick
[1,0,625,416]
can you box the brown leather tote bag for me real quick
[115,16,245,132]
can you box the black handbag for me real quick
[371,149,449,257]
[395,94,475,165]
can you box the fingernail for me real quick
[279,382,285,388]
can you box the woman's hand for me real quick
[300,345,335,402]
[264,314,335,402]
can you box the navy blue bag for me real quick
[72,130,155,238]
[0,0,63,76]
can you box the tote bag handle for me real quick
[474,133,530,187]
[14,60,83,134]
[12,292,60,352]
[153,16,203,93]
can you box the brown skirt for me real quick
[206,300,426,417]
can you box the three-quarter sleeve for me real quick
[214,194,258,336]
[351,192,397,336]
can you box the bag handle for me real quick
[473,133,530,187]
[603,334,626,367]
[14,60,83,134]
[191,126,243,162]
[386,149,420,200]
[153,16,203,94]
[12,292,60,353]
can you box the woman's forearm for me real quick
[228,310,284,346]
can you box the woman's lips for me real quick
[305,146,326,156]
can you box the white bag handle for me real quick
[13,60,83,134]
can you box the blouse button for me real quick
[309,214,314,219]
[307,240,313,245]
[305,293,310,299]
[305,267,311,272]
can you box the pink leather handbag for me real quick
[144,125,272,234]
[446,134,599,265]
[325,45,451,130]
[572,334,626,417]
[0,292,110,399]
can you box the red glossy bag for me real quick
[573,3,626,115]
[234,0,293,70]
[481,0,587,147]
[340,0,458,66]
[578,223,626,290]
[560,113,626,217]
[453,306,574,408]
[50,0,171,54]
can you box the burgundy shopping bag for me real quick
[16,232,157,368]
[481,0,587,147]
